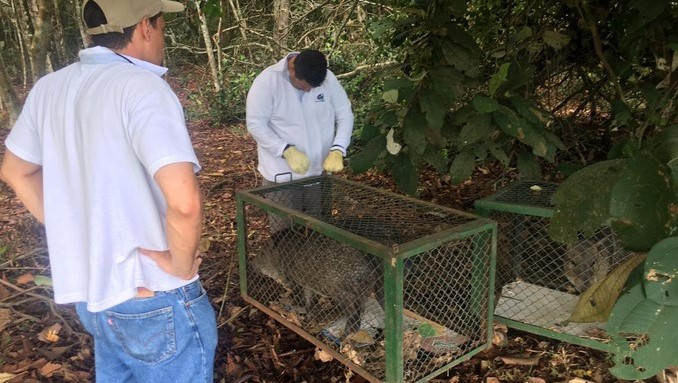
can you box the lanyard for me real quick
[114,52,134,65]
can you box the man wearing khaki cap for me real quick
[0,1,217,381]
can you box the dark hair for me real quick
[83,1,162,49]
[294,50,328,87]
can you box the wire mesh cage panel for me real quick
[236,176,497,383]
[474,180,635,350]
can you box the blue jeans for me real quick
[75,280,218,383]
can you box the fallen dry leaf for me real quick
[568,378,595,383]
[38,362,61,378]
[499,356,540,366]
[314,348,334,363]
[15,273,34,285]
[526,378,546,383]
[37,323,62,343]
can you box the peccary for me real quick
[250,228,383,337]
[563,235,613,293]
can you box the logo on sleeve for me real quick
[316,93,325,102]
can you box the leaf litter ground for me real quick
[0,87,657,383]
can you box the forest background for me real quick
[0,0,677,382]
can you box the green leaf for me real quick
[459,113,492,146]
[489,144,509,166]
[422,146,449,173]
[442,41,481,77]
[430,67,465,103]
[609,301,678,380]
[489,63,510,97]
[609,152,673,251]
[359,123,379,141]
[646,125,678,171]
[377,110,398,127]
[403,116,427,156]
[509,26,533,44]
[517,151,542,180]
[569,253,646,323]
[382,89,399,104]
[471,96,499,113]
[543,31,570,50]
[611,99,633,128]
[417,323,437,338]
[493,107,549,157]
[550,159,626,244]
[393,154,419,195]
[349,135,386,174]
[33,275,53,286]
[449,148,476,184]
[644,237,678,306]
[419,91,447,131]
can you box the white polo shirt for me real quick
[5,47,200,312]
[246,52,354,182]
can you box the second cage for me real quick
[474,180,636,351]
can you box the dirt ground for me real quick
[0,78,663,382]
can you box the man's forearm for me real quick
[1,151,45,223]
[165,207,202,279]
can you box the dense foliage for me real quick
[1,0,677,379]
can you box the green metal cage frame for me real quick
[236,176,498,382]
[475,180,615,352]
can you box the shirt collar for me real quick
[79,46,169,77]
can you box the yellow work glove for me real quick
[282,145,310,174]
[323,150,344,173]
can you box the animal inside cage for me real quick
[236,175,497,383]
[474,180,636,350]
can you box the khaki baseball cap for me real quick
[83,0,185,35]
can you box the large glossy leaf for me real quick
[609,301,678,380]
[449,148,476,184]
[393,153,419,195]
[550,159,626,244]
[609,152,673,251]
[644,237,678,306]
[569,253,647,323]
[349,134,386,174]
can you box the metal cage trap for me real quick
[474,180,636,351]
[236,175,497,383]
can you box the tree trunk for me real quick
[226,0,253,61]
[10,0,30,89]
[194,0,220,92]
[0,55,22,127]
[28,0,54,82]
[272,0,290,58]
